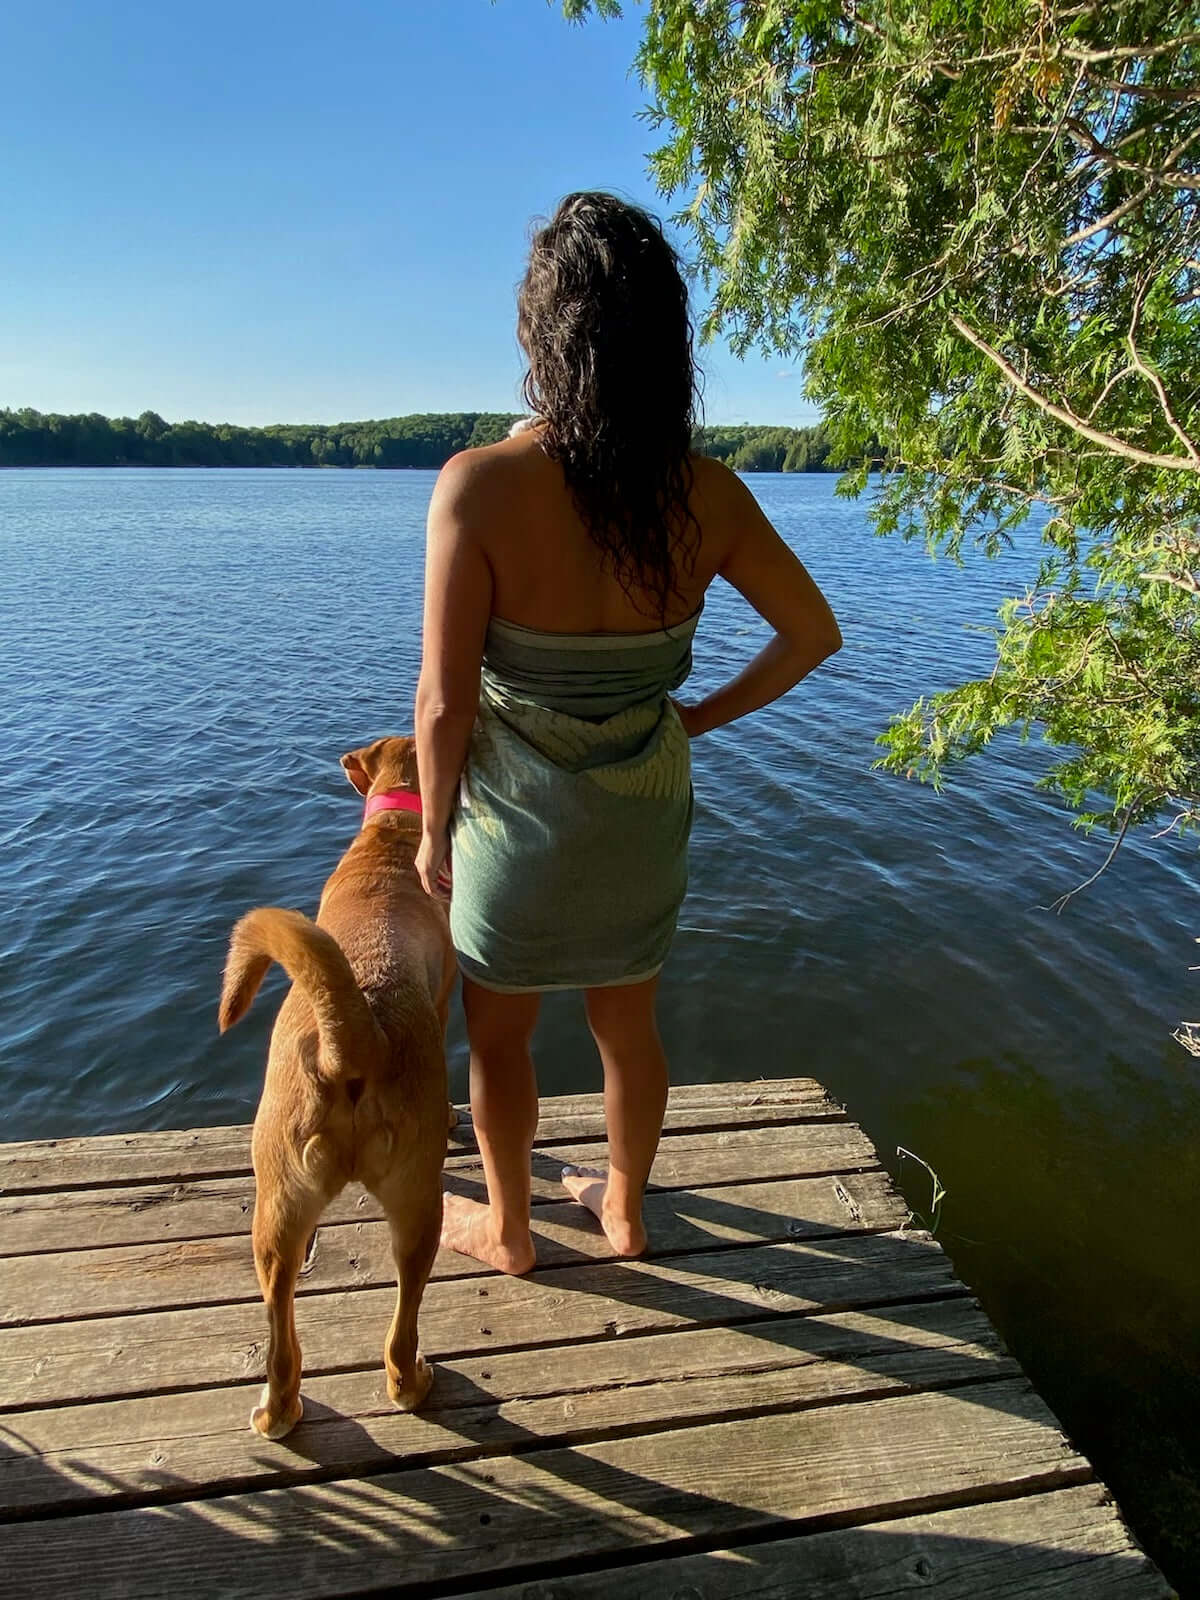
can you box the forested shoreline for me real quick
[0,407,839,473]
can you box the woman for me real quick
[415,192,842,1275]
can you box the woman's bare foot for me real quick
[561,1165,647,1257]
[440,1192,536,1275]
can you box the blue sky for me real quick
[2,1,818,429]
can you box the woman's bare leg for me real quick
[440,978,540,1275]
[562,975,669,1258]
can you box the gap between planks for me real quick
[0,1297,1017,1520]
[448,1485,1170,1600]
[0,1122,883,1258]
[2,1172,910,1327]
[0,1380,1099,1600]
[0,1232,967,1413]
[0,1079,845,1196]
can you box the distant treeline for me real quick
[0,407,844,472]
[697,423,839,472]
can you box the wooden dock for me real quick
[0,1079,1171,1598]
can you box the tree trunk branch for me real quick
[1064,118,1200,191]
[949,314,1200,472]
[1127,277,1200,463]
[1064,33,1200,65]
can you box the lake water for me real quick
[2,468,1197,1586]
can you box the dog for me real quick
[218,735,455,1439]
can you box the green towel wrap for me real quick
[449,609,699,992]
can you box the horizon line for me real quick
[2,403,828,433]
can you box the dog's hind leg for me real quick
[374,1180,442,1411]
[250,1183,326,1439]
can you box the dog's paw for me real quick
[388,1354,434,1412]
[250,1384,303,1439]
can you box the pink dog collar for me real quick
[363,788,452,894]
[363,789,423,822]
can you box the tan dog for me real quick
[219,736,454,1439]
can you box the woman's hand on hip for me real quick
[415,827,451,897]
[670,698,705,739]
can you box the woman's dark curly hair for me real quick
[518,192,700,620]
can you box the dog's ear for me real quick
[395,735,420,792]
[340,740,385,797]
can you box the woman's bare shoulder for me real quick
[432,434,536,512]
[688,450,753,506]
[688,449,728,481]
[686,452,761,561]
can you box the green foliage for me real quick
[0,408,840,474]
[697,420,839,469]
[572,0,1200,847]
[701,421,839,470]
[0,410,521,470]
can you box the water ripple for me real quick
[1,465,1195,1586]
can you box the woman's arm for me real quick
[676,465,842,737]
[414,453,494,892]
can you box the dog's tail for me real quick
[218,907,385,1079]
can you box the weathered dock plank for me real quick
[0,1231,962,1410]
[0,1298,1014,1515]
[0,1079,1168,1599]
[1,1172,906,1324]
[2,1383,1095,1599]
[0,1122,881,1255]
[0,1080,842,1194]
[461,1486,1167,1600]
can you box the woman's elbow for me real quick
[788,619,842,670]
[415,680,478,726]
[822,621,844,660]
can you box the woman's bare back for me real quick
[467,428,728,633]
